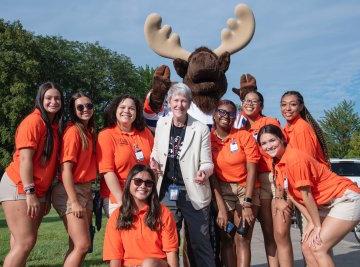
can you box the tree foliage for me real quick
[347,132,360,158]
[0,19,154,172]
[319,100,360,158]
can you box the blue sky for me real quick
[1,0,360,121]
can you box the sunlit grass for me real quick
[0,207,108,266]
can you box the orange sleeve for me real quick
[60,127,80,164]
[160,206,178,252]
[292,125,318,159]
[103,209,124,261]
[97,130,115,174]
[287,160,314,189]
[239,131,260,163]
[15,115,43,150]
[144,127,154,148]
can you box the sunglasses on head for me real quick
[132,178,154,188]
[216,109,236,119]
[76,103,94,112]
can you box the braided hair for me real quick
[281,91,329,162]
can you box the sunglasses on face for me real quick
[216,109,236,119]
[76,103,94,112]
[132,178,154,188]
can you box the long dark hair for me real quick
[104,94,145,131]
[281,90,329,161]
[35,82,64,162]
[117,164,161,231]
[69,92,95,150]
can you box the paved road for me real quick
[251,222,360,266]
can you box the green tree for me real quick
[0,19,154,172]
[319,100,360,158]
[347,132,360,158]
[0,20,41,172]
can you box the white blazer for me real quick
[151,114,214,210]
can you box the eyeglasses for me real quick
[76,103,94,112]
[216,109,236,119]
[132,178,154,188]
[243,99,259,105]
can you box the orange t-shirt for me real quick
[245,115,280,173]
[211,128,260,186]
[60,123,97,184]
[96,126,154,201]
[275,147,360,205]
[103,204,178,266]
[284,116,328,167]
[6,109,59,197]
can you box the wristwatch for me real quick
[244,197,252,203]
[25,187,36,195]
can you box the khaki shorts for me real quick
[102,197,121,218]
[51,182,93,217]
[259,172,276,200]
[319,189,360,221]
[0,172,46,203]
[218,181,260,211]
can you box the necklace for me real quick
[172,115,187,128]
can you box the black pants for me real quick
[161,189,216,267]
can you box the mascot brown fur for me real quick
[144,3,255,117]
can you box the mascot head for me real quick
[144,4,255,113]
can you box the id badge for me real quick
[230,140,239,153]
[168,184,180,201]
[135,149,144,161]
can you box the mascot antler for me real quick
[144,3,255,60]
[144,13,191,61]
[213,4,255,56]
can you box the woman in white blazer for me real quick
[150,82,216,267]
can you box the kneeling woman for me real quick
[258,124,360,267]
[103,164,178,267]
[52,92,97,267]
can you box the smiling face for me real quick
[281,94,303,122]
[129,171,154,203]
[43,88,62,115]
[169,93,190,120]
[214,103,236,130]
[75,96,94,124]
[259,132,285,159]
[242,91,262,119]
[116,98,136,128]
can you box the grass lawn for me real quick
[0,207,108,266]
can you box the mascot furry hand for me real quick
[143,3,255,128]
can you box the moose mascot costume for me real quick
[143,4,256,266]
